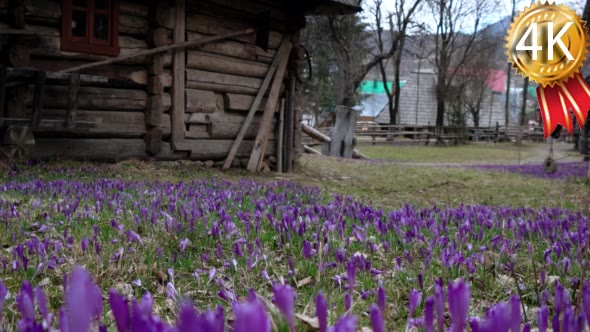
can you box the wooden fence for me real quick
[308,124,547,146]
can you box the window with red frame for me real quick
[61,0,120,56]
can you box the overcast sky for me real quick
[369,0,586,30]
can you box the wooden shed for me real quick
[0,0,360,171]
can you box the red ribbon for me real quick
[537,72,590,138]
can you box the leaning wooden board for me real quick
[246,38,292,172]
[222,35,291,170]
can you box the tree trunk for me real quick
[520,77,529,126]
[473,112,480,127]
[392,35,405,126]
[435,85,445,131]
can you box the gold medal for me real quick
[505,2,589,87]
[505,2,590,138]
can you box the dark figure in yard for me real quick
[573,116,580,151]
[582,117,590,161]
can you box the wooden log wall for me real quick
[1,0,303,168]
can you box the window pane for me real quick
[72,10,87,37]
[94,14,109,40]
[73,0,87,7]
[95,0,107,10]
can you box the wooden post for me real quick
[222,36,291,170]
[171,0,188,150]
[65,74,81,129]
[31,71,46,128]
[145,129,163,155]
[328,106,357,158]
[0,65,6,118]
[277,98,284,173]
[247,39,292,172]
[285,71,295,172]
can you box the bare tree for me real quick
[370,0,423,125]
[460,69,489,127]
[428,0,493,132]
[330,0,423,107]
[460,36,501,127]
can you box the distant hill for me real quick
[481,16,511,39]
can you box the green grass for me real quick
[357,143,539,164]
[295,155,590,213]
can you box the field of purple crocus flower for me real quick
[473,161,590,181]
[0,160,589,331]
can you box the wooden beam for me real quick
[0,65,6,118]
[222,36,291,170]
[57,29,256,74]
[304,145,322,155]
[65,74,81,129]
[277,98,284,173]
[247,39,292,172]
[302,123,331,143]
[171,0,187,150]
[0,29,36,35]
[31,71,46,128]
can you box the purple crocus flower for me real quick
[0,279,6,325]
[331,315,357,332]
[345,293,352,312]
[409,289,422,318]
[583,282,590,327]
[370,303,384,332]
[130,293,154,329]
[232,295,271,332]
[424,296,435,332]
[17,280,35,323]
[346,260,356,291]
[166,282,176,301]
[36,285,51,326]
[177,302,224,332]
[302,240,314,259]
[126,230,142,244]
[448,279,470,332]
[179,238,190,253]
[434,284,445,332]
[509,295,521,332]
[66,267,99,332]
[81,237,89,253]
[109,289,130,332]
[378,285,386,314]
[316,292,328,332]
[59,308,70,332]
[176,302,200,332]
[273,283,295,331]
[537,306,549,332]
[208,268,216,284]
[418,273,424,290]
[522,323,531,332]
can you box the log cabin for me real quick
[0,0,360,171]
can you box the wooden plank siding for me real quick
[0,0,304,169]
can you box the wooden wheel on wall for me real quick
[1,126,35,161]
